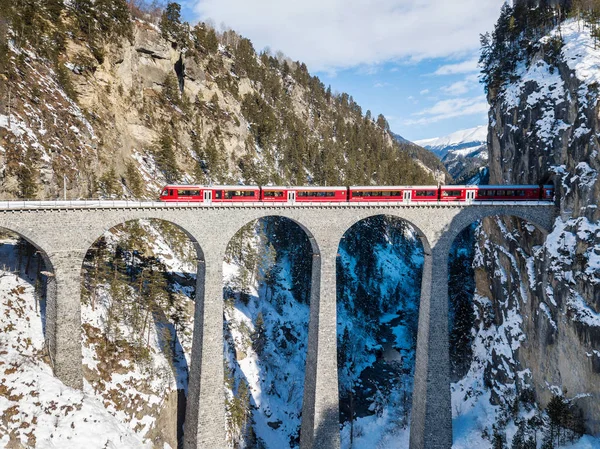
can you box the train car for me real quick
[208,186,261,202]
[540,185,555,200]
[474,185,542,201]
[348,186,407,202]
[160,185,204,202]
[439,186,469,202]
[160,185,261,203]
[261,186,290,202]
[409,186,440,202]
[293,186,348,202]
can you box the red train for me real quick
[159,185,554,203]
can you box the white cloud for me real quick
[420,89,430,95]
[432,58,480,76]
[192,0,504,72]
[404,96,488,125]
[440,74,479,95]
[374,82,392,88]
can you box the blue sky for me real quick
[181,0,507,141]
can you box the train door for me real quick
[287,190,296,203]
[466,190,476,204]
[403,190,412,203]
[203,190,212,204]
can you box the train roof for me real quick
[350,186,427,190]
[163,184,260,189]
[476,185,552,189]
[275,186,347,190]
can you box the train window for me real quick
[479,190,490,197]
[516,190,525,196]
[496,190,506,196]
[224,190,257,199]
[214,191,222,199]
[177,189,200,196]
[415,190,436,197]
[169,189,174,196]
[505,190,515,196]
[298,191,336,197]
[353,191,364,197]
[442,190,461,197]
[263,191,284,197]
[161,189,168,196]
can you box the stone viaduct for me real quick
[0,201,556,449]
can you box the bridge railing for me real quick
[0,199,556,210]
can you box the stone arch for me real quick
[0,226,56,361]
[335,214,430,446]
[82,216,205,264]
[339,212,433,257]
[221,215,319,446]
[80,217,205,449]
[435,208,554,448]
[442,208,553,250]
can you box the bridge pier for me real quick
[410,243,452,449]
[300,247,341,449]
[46,251,84,390]
[184,251,226,449]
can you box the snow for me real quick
[539,302,557,330]
[415,125,487,151]
[566,291,600,328]
[0,238,149,449]
[559,19,600,87]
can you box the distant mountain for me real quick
[414,126,487,158]
[414,126,488,183]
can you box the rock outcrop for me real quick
[479,19,600,433]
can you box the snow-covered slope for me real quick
[415,126,488,158]
[0,237,149,449]
[414,126,488,182]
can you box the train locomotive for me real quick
[159,185,555,203]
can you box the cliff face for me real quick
[0,14,440,201]
[481,19,600,433]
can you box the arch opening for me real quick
[0,228,56,442]
[223,216,315,449]
[0,227,53,340]
[447,214,557,447]
[336,215,426,448]
[80,218,203,449]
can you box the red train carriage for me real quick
[261,187,290,202]
[349,187,407,202]
[208,186,260,202]
[160,185,203,202]
[439,186,469,202]
[293,186,348,202]
[474,185,544,201]
[410,186,439,202]
[540,185,555,200]
[160,185,260,202]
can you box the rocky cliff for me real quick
[0,5,440,200]
[479,17,600,434]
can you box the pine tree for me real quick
[492,425,508,449]
[546,394,567,446]
[161,73,181,105]
[154,126,179,182]
[99,167,119,197]
[124,161,144,198]
[159,2,183,42]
